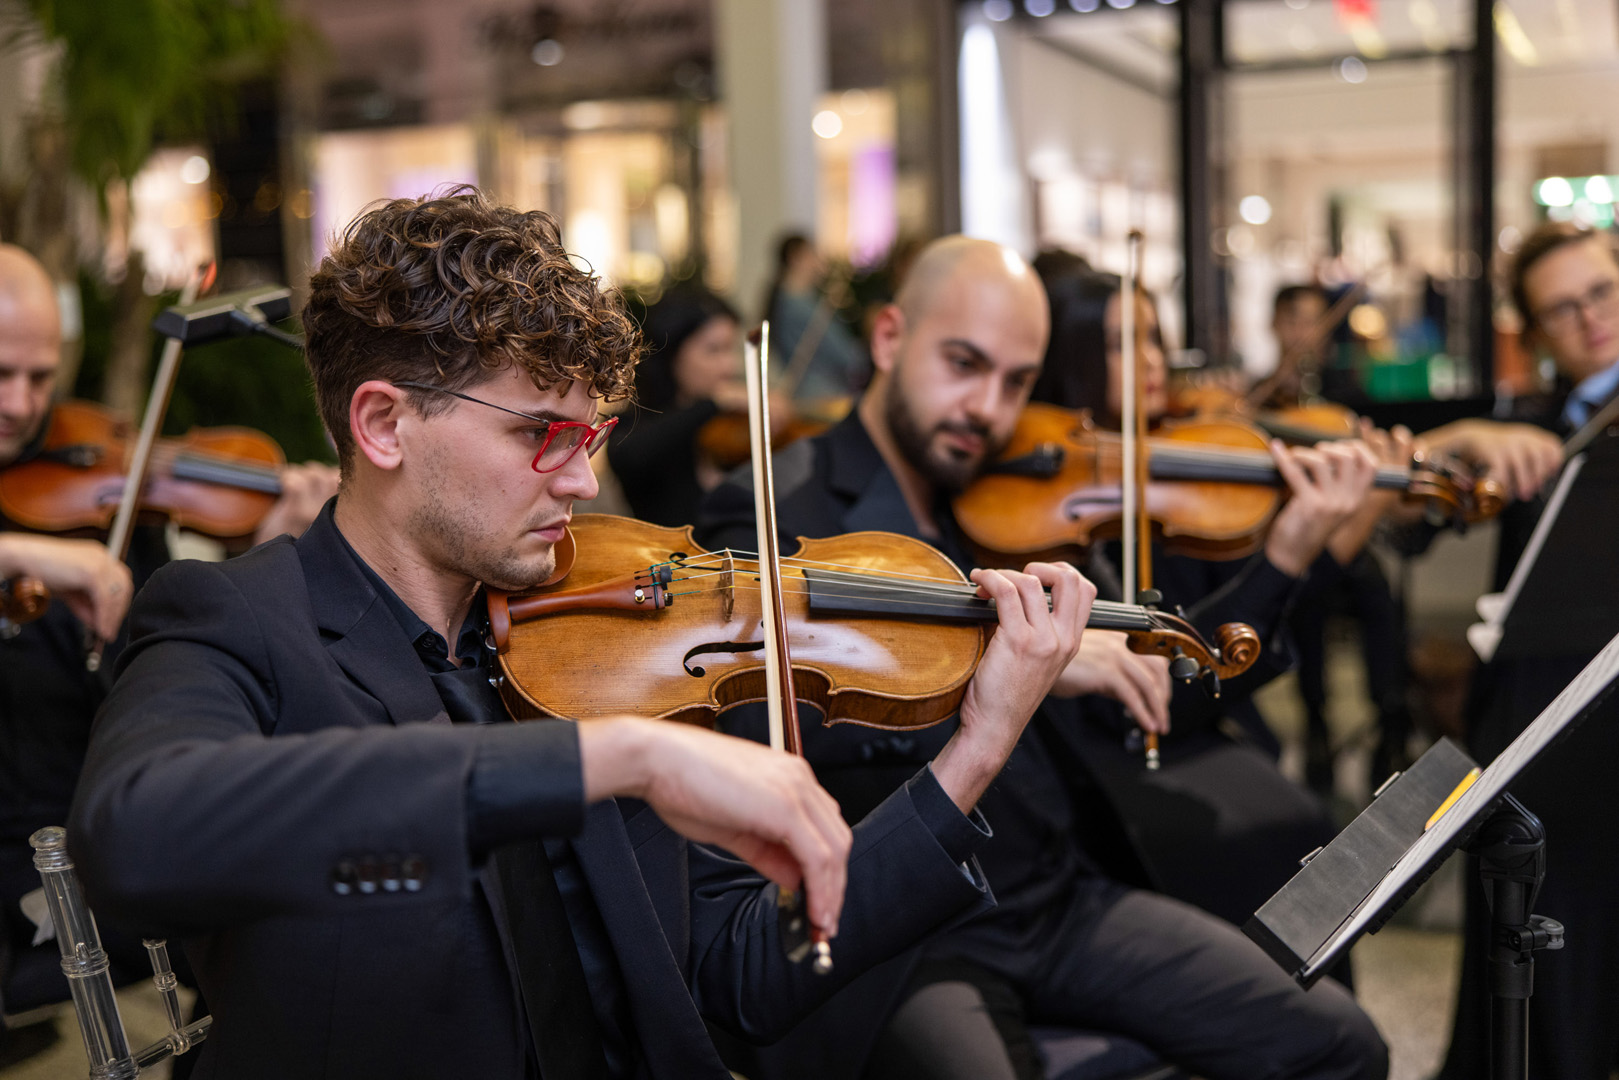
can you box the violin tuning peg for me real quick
[1135,589,1163,608]
[1169,655,1199,681]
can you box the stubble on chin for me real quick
[411,484,556,594]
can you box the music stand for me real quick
[1249,630,1619,1075]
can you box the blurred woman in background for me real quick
[608,286,747,527]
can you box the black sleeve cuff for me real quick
[465,721,586,853]
[905,764,992,866]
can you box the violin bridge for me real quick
[719,550,736,621]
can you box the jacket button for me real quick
[356,857,381,895]
[331,859,358,896]
[401,854,428,892]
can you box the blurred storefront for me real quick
[959,0,1619,410]
[273,0,958,316]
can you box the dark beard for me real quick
[883,383,994,496]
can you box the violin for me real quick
[484,514,1262,726]
[0,400,285,547]
[952,403,1506,565]
[1168,382,1361,445]
[695,410,829,471]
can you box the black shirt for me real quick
[332,523,643,1078]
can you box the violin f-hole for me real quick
[682,640,764,678]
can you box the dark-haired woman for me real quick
[607,288,754,527]
[1028,254,1403,936]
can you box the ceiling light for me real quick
[1239,195,1272,225]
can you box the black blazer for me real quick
[68,505,991,1080]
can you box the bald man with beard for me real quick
[700,236,1388,1080]
[0,244,336,1020]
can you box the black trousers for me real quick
[867,880,1388,1080]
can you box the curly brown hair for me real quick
[302,186,641,467]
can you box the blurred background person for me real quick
[761,233,867,405]
[608,286,747,527]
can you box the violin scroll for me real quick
[1213,621,1263,678]
[1119,608,1260,696]
[1405,451,1508,528]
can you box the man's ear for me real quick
[349,380,410,471]
[869,304,907,376]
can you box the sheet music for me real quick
[1302,630,1619,981]
[1466,453,1587,663]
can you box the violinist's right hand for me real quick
[1051,629,1171,735]
[935,562,1094,815]
[578,716,852,938]
[0,533,131,642]
[1417,418,1562,502]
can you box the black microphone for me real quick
[151,285,299,348]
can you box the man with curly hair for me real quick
[67,189,1095,1079]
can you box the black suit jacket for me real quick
[700,415,1322,924]
[68,504,992,1080]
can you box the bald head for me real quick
[0,244,62,464]
[0,247,55,323]
[895,236,1045,330]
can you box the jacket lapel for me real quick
[571,801,730,1079]
[295,501,446,727]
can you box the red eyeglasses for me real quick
[393,382,618,473]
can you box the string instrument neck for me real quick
[1142,440,1408,492]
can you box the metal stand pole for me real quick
[1468,794,1563,1080]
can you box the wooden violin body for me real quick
[0,400,284,544]
[696,411,829,471]
[1169,382,1360,445]
[490,515,986,731]
[487,515,1262,728]
[954,403,1505,566]
[955,404,1281,563]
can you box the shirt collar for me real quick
[330,519,489,672]
[823,406,977,572]
[1564,357,1619,428]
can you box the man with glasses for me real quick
[1437,223,1619,1079]
[66,189,1093,1079]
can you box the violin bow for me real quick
[89,261,216,670]
[744,322,833,975]
[1118,230,1159,769]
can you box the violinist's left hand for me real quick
[1264,439,1379,577]
[931,562,1094,814]
[253,462,341,545]
[1050,629,1172,735]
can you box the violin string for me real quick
[663,549,986,591]
[651,564,1157,623]
[662,549,1156,614]
[654,580,1170,633]
[1093,437,1417,483]
[662,562,982,599]
[661,573,1002,607]
[661,555,995,597]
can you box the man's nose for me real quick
[967,377,1006,423]
[554,450,601,502]
[0,375,30,416]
